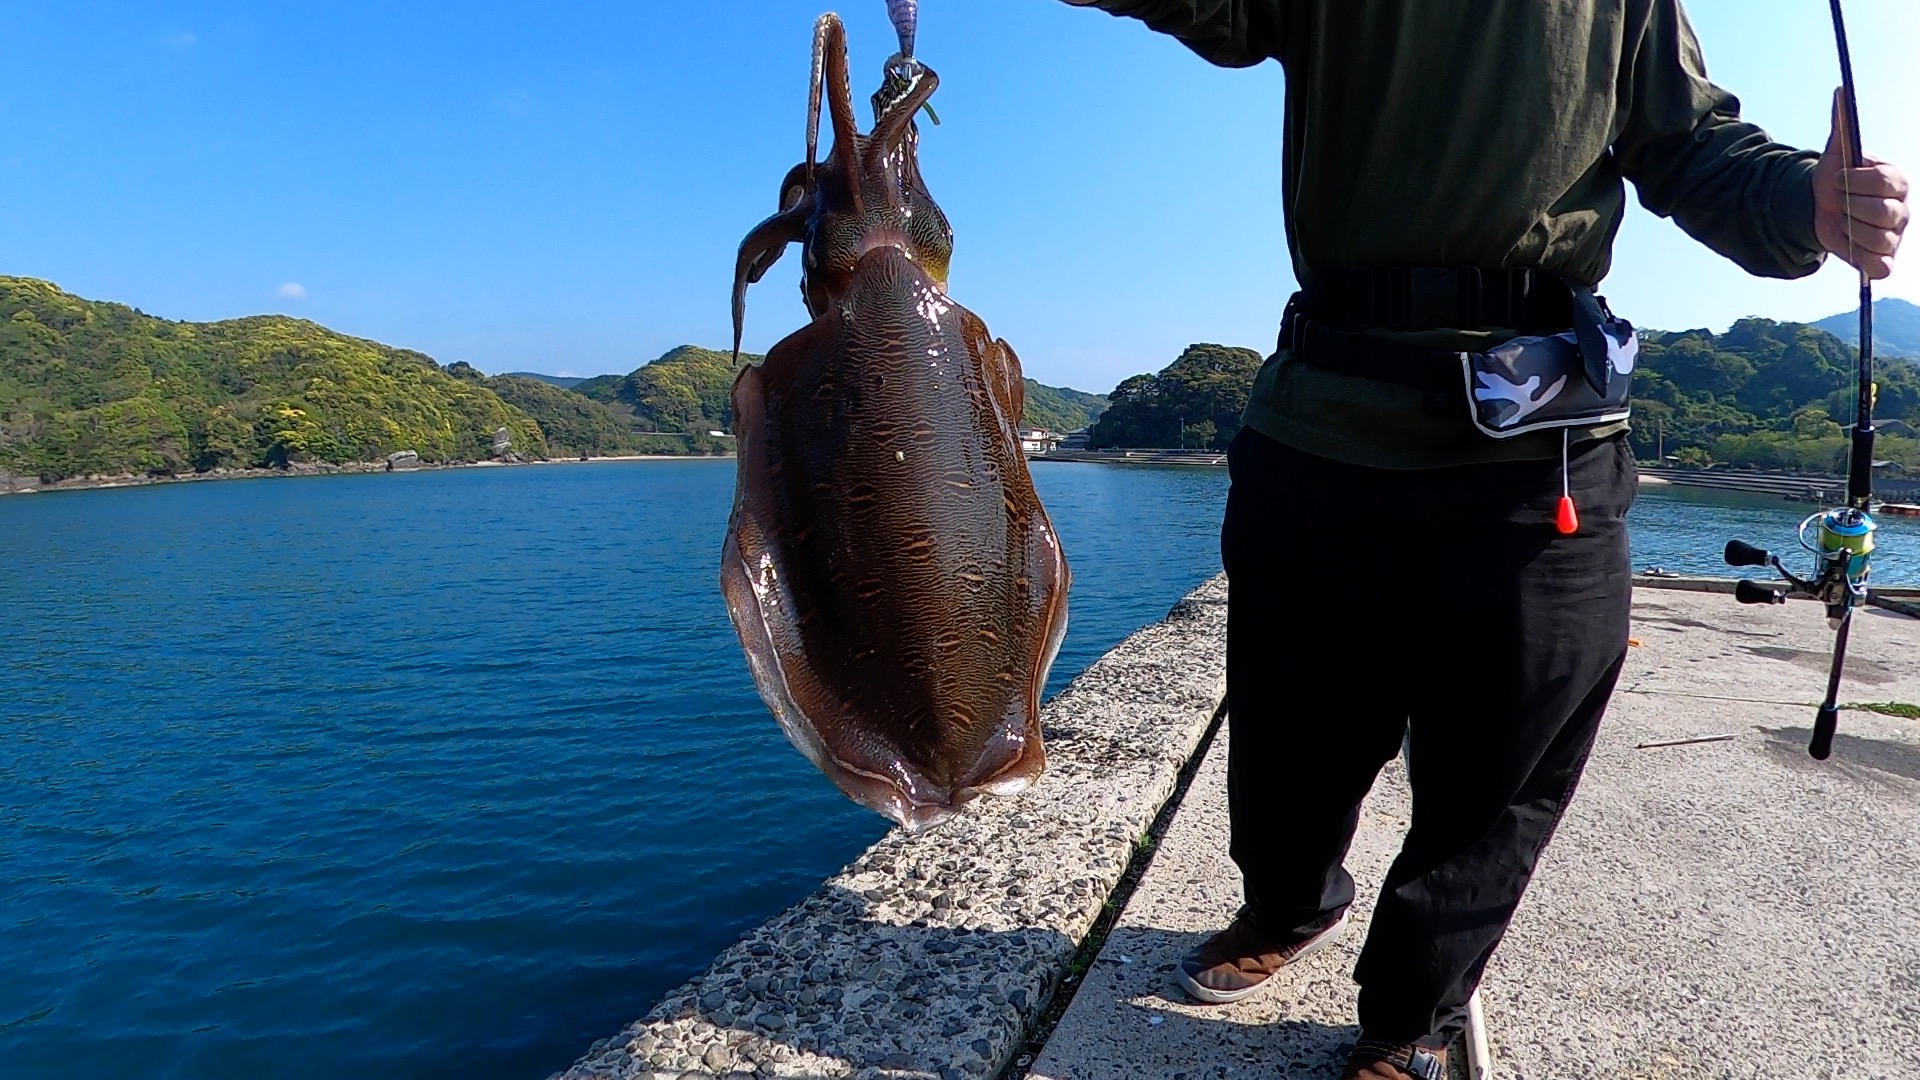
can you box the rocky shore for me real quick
[0,453,730,497]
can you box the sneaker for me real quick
[1175,908,1349,1004]
[1339,1039,1448,1080]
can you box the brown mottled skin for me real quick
[721,14,1068,833]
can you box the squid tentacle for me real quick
[808,14,865,216]
[732,202,812,365]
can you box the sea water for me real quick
[0,461,1912,1079]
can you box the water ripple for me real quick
[1,462,1909,1079]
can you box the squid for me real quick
[720,8,1070,833]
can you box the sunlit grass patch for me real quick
[1845,701,1920,720]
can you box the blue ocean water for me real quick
[0,461,1226,1080]
[0,462,1913,1080]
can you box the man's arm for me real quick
[1060,1,1288,68]
[1616,0,1908,281]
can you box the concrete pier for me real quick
[557,579,1920,1080]
[554,581,1231,1080]
[1027,583,1920,1079]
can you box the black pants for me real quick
[1219,427,1636,1047]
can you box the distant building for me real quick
[1018,428,1064,455]
[1057,427,1093,451]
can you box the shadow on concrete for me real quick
[1636,613,1782,639]
[1738,646,1897,685]
[1762,726,1920,785]
[1017,923,1364,1080]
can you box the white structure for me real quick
[1019,428,1063,455]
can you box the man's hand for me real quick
[1814,87,1910,280]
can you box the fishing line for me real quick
[1716,0,1879,762]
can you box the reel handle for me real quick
[1734,580,1787,605]
[1811,703,1839,760]
[1724,540,1773,568]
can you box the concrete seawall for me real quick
[1028,450,1226,467]
[1026,582,1920,1078]
[553,579,1231,1080]
[557,576,1920,1079]
[1637,465,1920,503]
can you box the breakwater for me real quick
[1022,580,1920,1079]
[557,574,1920,1079]
[1023,458,1920,506]
[1639,465,1920,504]
[551,579,1231,1080]
[1028,449,1225,467]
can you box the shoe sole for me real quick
[1177,911,1350,1005]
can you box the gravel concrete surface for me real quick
[1026,585,1920,1080]
[551,579,1231,1080]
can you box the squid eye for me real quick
[781,185,806,212]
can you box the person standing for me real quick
[1059,2,1909,1077]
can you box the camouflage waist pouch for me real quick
[1459,287,1635,439]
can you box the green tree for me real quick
[1089,344,1263,450]
[192,406,254,470]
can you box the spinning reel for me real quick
[1723,505,1878,761]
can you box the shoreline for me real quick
[0,453,735,497]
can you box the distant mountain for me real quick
[0,276,548,482]
[1811,297,1920,358]
[573,346,759,455]
[568,373,624,399]
[1021,380,1107,434]
[505,371,588,389]
[0,274,1130,484]
[576,346,1106,444]
[444,366,671,457]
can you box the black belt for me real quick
[1318,266,1576,333]
[1281,267,1581,402]
[1283,314,1461,395]
[1282,306,1477,417]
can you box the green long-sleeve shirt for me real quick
[1071,0,1828,468]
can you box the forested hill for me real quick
[1021,381,1107,433]
[1086,322,1920,474]
[569,346,752,456]
[1632,317,1920,470]
[0,277,550,482]
[1090,343,1265,451]
[0,277,1111,484]
[566,347,1106,450]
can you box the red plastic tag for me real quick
[1556,495,1580,536]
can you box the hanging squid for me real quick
[720,8,1070,833]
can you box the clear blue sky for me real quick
[1,1,1912,394]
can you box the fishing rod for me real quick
[1721,0,1877,761]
